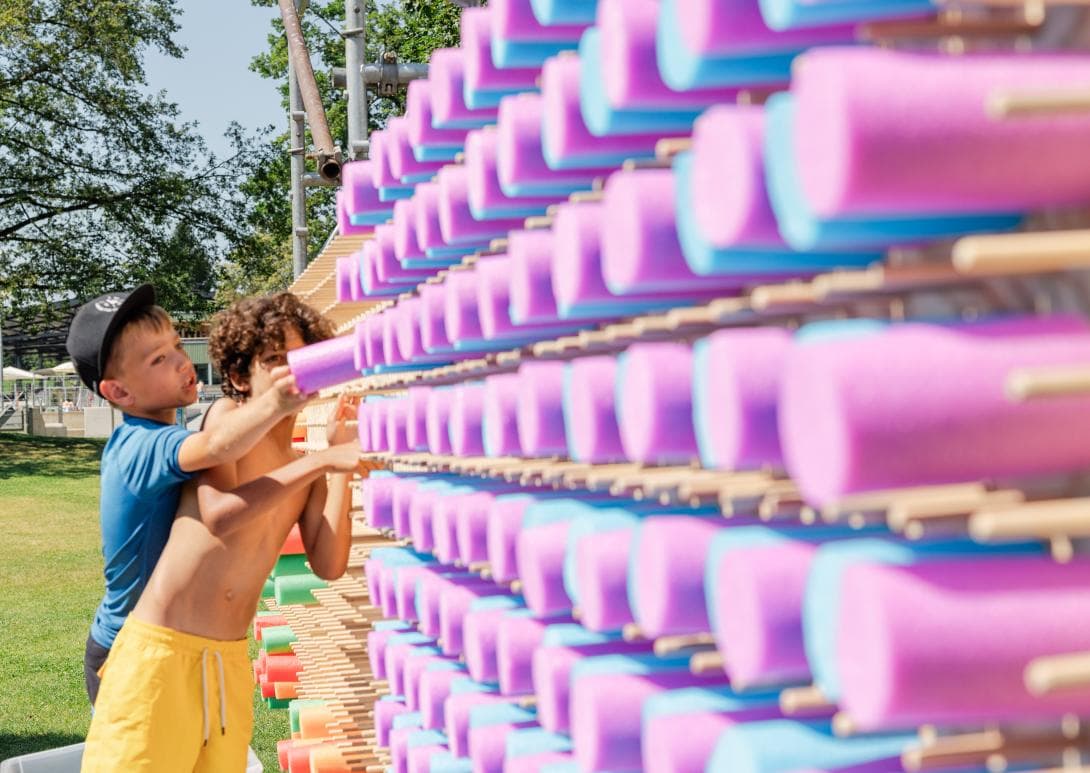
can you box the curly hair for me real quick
[209,292,334,400]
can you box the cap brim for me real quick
[94,284,157,386]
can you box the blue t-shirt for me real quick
[89,415,194,648]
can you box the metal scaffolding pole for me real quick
[330,63,430,91]
[345,0,368,160]
[287,2,309,279]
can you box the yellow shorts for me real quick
[81,617,253,773]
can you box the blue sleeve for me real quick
[121,424,195,498]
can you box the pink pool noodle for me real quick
[429,47,499,129]
[407,387,431,450]
[487,496,538,583]
[714,537,821,688]
[438,164,524,246]
[509,227,560,324]
[466,127,563,215]
[691,105,787,249]
[341,159,388,216]
[643,704,784,773]
[673,0,854,56]
[418,572,493,639]
[406,79,470,150]
[573,526,636,632]
[419,283,453,353]
[477,254,578,341]
[376,697,410,747]
[838,556,1090,730]
[391,200,428,264]
[540,53,670,167]
[532,640,654,733]
[570,666,727,772]
[470,720,537,773]
[413,181,450,255]
[496,92,613,191]
[286,334,360,394]
[597,0,740,109]
[696,326,793,470]
[439,583,511,656]
[378,219,430,282]
[419,667,469,730]
[516,519,573,615]
[336,256,354,302]
[386,639,429,696]
[397,297,448,364]
[506,753,576,773]
[407,744,446,773]
[388,725,416,772]
[431,495,462,564]
[386,397,411,454]
[394,563,436,623]
[492,0,588,42]
[404,653,453,711]
[393,477,421,536]
[602,167,751,294]
[369,399,390,452]
[463,604,510,683]
[425,388,454,454]
[409,485,443,553]
[563,355,625,463]
[362,314,387,369]
[369,128,400,189]
[367,627,401,680]
[780,314,1090,506]
[496,614,555,696]
[362,473,394,529]
[461,7,539,96]
[357,402,372,452]
[347,250,363,301]
[336,187,372,236]
[794,48,1090,218]
[456,490,508,565]
[617,341,699,464]
[450,382,487,456]
[444,269,484,345]
[483,373,522,457]
[387,115,446,183]
[382,307,407,367]
[446,693,516,757]
[632,515,724,639]
[516,360,568,457]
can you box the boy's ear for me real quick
[98,379,134,407]
[227,370,250,396]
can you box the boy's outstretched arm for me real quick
[177,367,310,472]
[299,395,357,580]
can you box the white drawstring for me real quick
[199,648,228,746]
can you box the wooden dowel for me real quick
[1006,366,1090,401]
[953,229,1090,277]
[1025,651,1090,695]
[779,685,834,716]
[989,87,1090,118]
[969,497,1090,542]
[887,488,1024,533]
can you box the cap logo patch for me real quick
[94,295,125,313]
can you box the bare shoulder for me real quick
[202,397,240,427]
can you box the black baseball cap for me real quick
[65,284,157,396]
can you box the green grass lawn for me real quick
[0,433,287,769]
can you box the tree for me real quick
[0,0,264,326]
[220,0,462,303]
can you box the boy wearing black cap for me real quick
[66,285,315,705]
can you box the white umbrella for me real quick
[51,360,76,374]
[2,366,37,379]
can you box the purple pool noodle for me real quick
[388,115,447,183]
[417,572,491,638]
[414,181,450,255]
[426,388,454,454]
[395,563,432,622]
[466,127,564,216]
[376,697,410,747]
[516,361,568,457]
[540,53,671,169]
[363,235,420,294]
[382,307,407,367]
[419,666,468,730]
[370,399,390,452]
[369,128,400,188]
[477,254,578,341]
[463,604,510,683]
[532,640,653,733]
[487,496,537,583]
[631,515,724,638]
[368,627,400,680]
[393,476,421,537]
[420,283,453,353]
[362,314,386,369]
[643,703,784,773]
[617,341,699,464]
[602,167,754,294]
[336,187,372,236]
[381,562,400,616]
[506,752,576,773]
[497,92,613,192]
[563,355,625,463]
[341,159,390,218]
[461,7,539,96]
[407,387,431,450]
[483,373,522,457]
[439,583,511,656]
[446,693,515,757]
[431,495,462,564]
[386,397,411,454]
[713,537,819,688]
[574,527,636,632]
[429,47,499,129]
[691,105,787,249]
[404,652,452,711]
[597,0,740,109]
[469,721,537,773]
[780,314,1090,506]
[348,250,364,301]
[364,557,382,605]
[336,256,354,303]
[795,48,1090,217]
[838,556,1090,730]
[392,200,429,264]
[570,665,728,772]
[286,334,360,394]
[387,639,430,696]
[389,725,416,773]
[444,270,484,345]
[353,321,369,372]
[396,297,424,363]
[407,743,446,773]
[406,79,470,150]
[496,614,555,696]
[409,485,444,553]
[516,519,573,615]
[357,402,372,453]
[695,326,792,470]
[673,0,854,57]
[438,164,524,246]
[450,381,487,456]
[359,241,383,296]
[362,473,395,530]
[456,490,510,565]
[492,0,587,42]
[508,227,560,324]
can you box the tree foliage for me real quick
[0,0,266,325]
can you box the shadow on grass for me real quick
[0,732,86,764]
[0,434,104,479]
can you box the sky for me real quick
[143,1,288,159]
